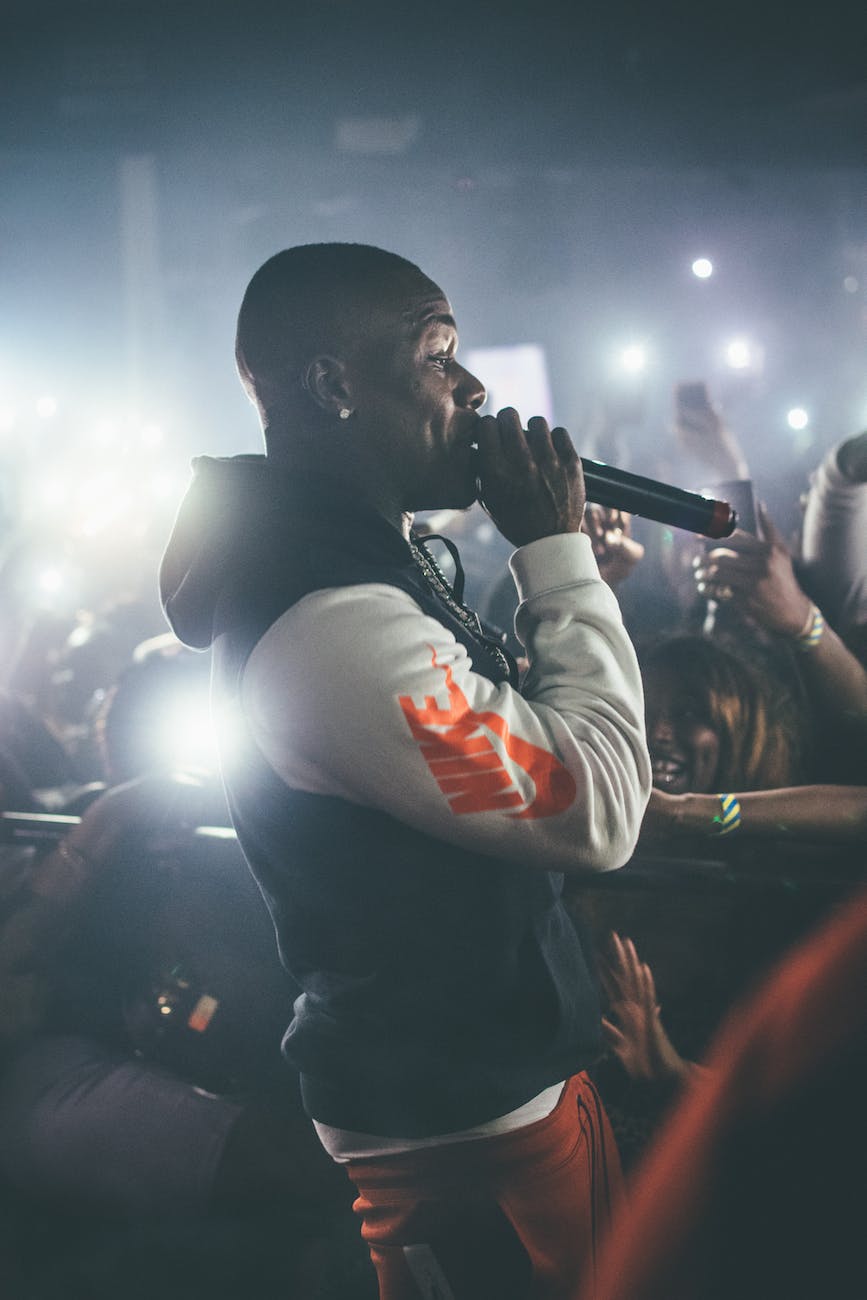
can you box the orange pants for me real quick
[346,1072,623,1300]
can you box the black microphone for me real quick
[579,458,736,538]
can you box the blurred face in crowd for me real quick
[341,269,487,511]
[643,659,721,794]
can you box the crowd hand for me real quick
[693,503,811,637]
[599,932,693,1086]
[72,772,211,869]
[673,384,749,481]
[582,504,645,586]
[475,408,586,548]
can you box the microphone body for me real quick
[579,458,736,538]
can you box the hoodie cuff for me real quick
[509,532,598,604]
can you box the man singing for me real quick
[160,243,651,1299]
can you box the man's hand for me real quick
[475,408,586,548]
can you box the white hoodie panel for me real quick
[241,532,651,874]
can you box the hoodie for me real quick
[160,454,651,1137]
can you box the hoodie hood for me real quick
[159,454,412,650]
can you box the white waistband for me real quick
[313,1081,566,1163]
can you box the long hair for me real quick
[642,635,806,791]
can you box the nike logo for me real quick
[399,648,576,820]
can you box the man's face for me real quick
[344,271,486,511]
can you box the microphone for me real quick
[579,458,736,538]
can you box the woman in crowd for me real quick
[638,631,867,844]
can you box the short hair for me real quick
[235,243,424,424]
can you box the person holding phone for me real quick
[693,503,867,782]
[160,243,651,1300]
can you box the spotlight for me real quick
[618,344,647,375]
[724,338,754,371]
[36,396,58,419]
[786,408,809,431]
[38,567,64,594]
[38,480,68,509]
[141,423,164,449]
[160,700,226,773]
[843,276,859,294]
[691,258,713,279]
[150,473,181,500]
[158,702,237,769]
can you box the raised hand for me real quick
[673,381,749,481]
[694,503,811,636]
[599,932,693,1085]
[475,408,586,548]
[582,504,645,586]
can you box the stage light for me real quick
[160,700,223,773]
[90,419,118,447]
[76,472,118,507]
[38,567,63,594]
[724,338,753,370]
[691,258,713,279]
[150,472,181,500]
[787,407,809,431]
[141,423,164,449]
[38,480,69,509]
[36,396,58,419]
[619,344,647,375]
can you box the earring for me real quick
[338,407,352,420]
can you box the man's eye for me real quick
[429,354,452,370]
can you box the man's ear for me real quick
[302,355,353,417]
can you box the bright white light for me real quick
[0,408,17,434]
[150,472,180,500]
[90,420,117,447]
[843,276,859,294]
[36,396,58,419]
[619,344,647,375]
[691,258,713,279]
[160,701,222,772]
[787,407,809,431]
[141,423,164,449]
[725,338,753,370]
[39,480,68,508]
[38,568,63,594]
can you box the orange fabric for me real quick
[399,648,577,819]
[588,887,867,1300]
[346,1072,623,1300]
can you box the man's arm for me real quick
[242,534,651,874]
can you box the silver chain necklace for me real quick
[409,535,513,680]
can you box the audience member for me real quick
[801,429,867,661]
[695,504,867,782]
[587,886,867,1300]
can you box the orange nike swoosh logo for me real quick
[398,648,576,820]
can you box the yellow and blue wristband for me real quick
[712,793,742,836]
[796,603,825,651]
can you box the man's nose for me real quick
[455,365,486,411]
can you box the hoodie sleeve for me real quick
[240,532,651,874]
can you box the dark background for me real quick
[1,0,866,490]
